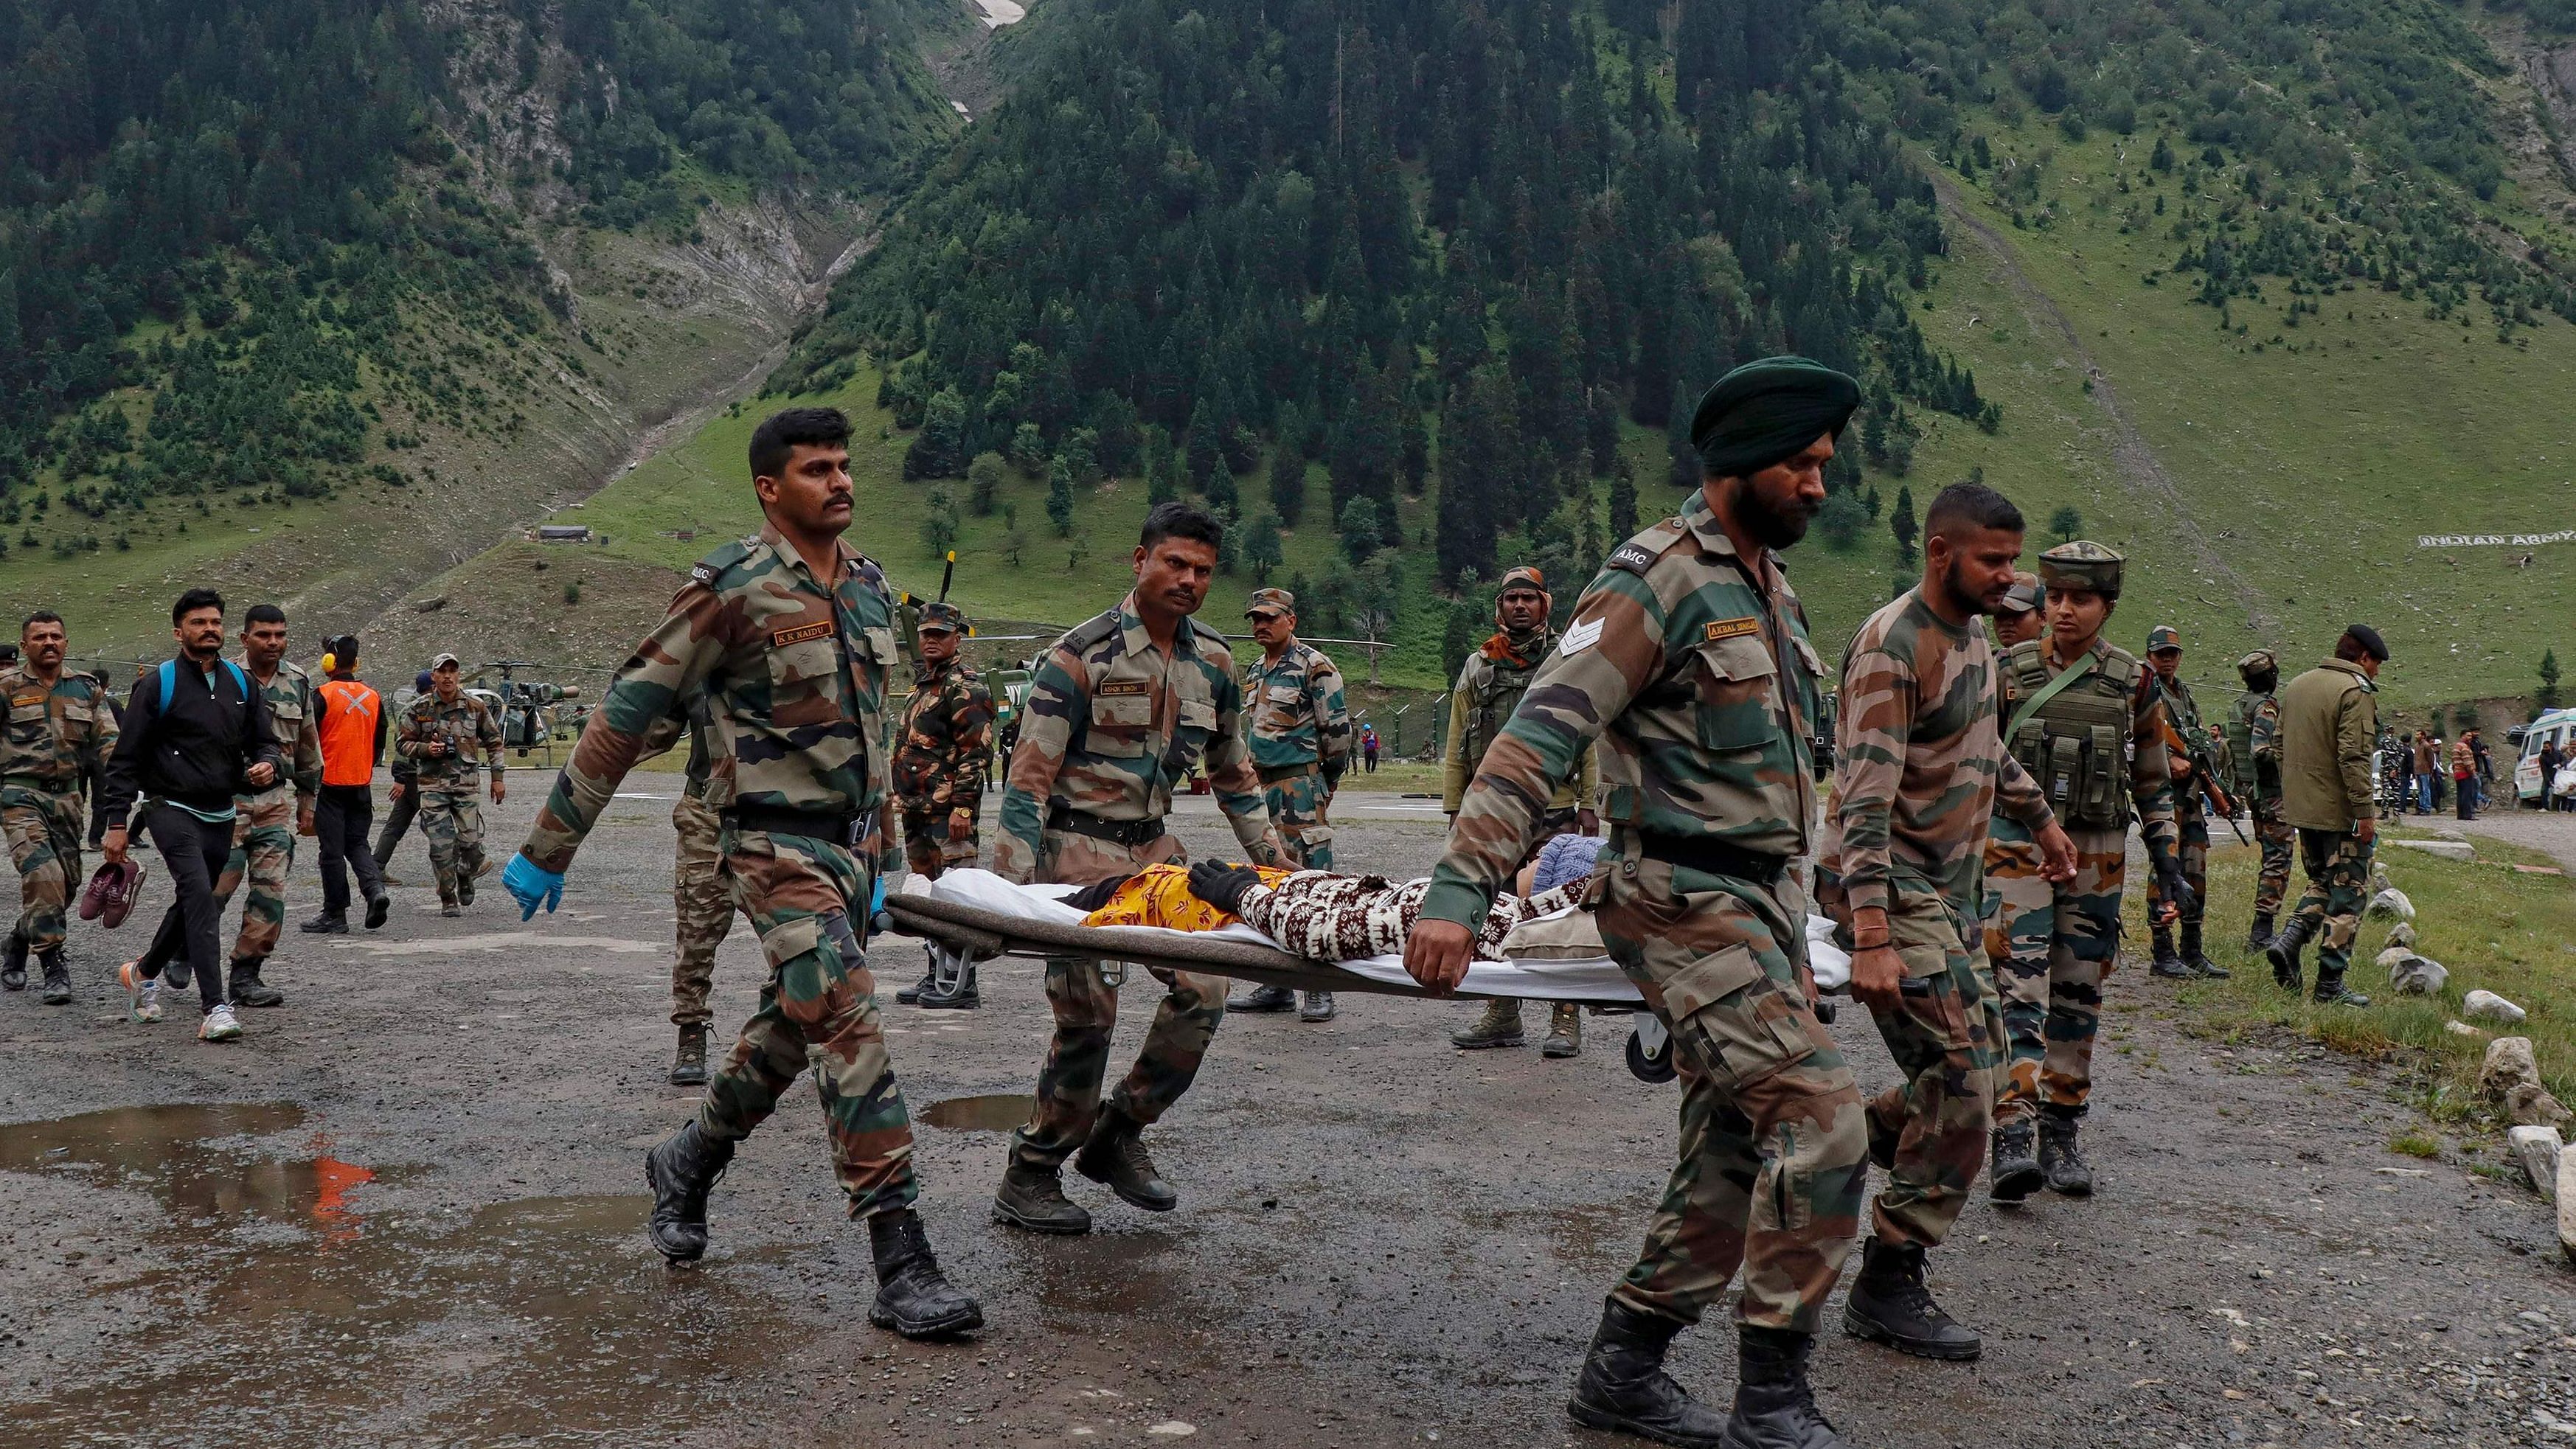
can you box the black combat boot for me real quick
[1227,982,1296,1012]
[643,1121,735,1262]
[2312,969,2370,1008]
[227,957,284,1008]
[1565,1297,1729,1448]
[2,929,26,991]
[895,947,937,1006]
[1988,1120,2043,1202]
[1841,1236,1982,1360]
[866,1209,985,1339]
[364,893,391,931]
[2265,914,2314,993]
[1717,1326,1851,1449]
[917,962,980,1010]
[2246,911,2275,956]
[2148,922,2190,979]
[992,1161,1091,1234]
[2179,920,2229,979]
[299,910,348,935]
[669,1023,710,1086]
[1073,1102,1176,1212]
[38,951,71,1005]
[2037,1113,2093,1197]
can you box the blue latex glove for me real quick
[503,852,565,920]
[867,876,892,941]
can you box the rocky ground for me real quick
[1,791,2571,1447]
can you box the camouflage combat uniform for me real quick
[1983,624,2183,1127]
[994,593,1285,1175]
[212,661,321,961]
[2,664,117,958]
[1816,588,2055,1249]
[523,524,916,1217]
[1419,491,1867,1332]
[1443,626,1597,838]
[892,654,993,878]
[2229,660,2293,922]
[1244,638,1350,869]
[2142,661,2208,934]
[398,689,504,906]
[2276,656,2381,997]
[670,701,732,1029]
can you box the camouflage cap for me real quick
[2237,649,2277,681]
[917,601,967,634]
[428,651,462,670]
[1997,571,2042,616]
[2146,625,2183,655]
[1244,587,1296,619]
[1496,566,1547,596]
[2036,541,2123,600]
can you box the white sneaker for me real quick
[198,1004,243,1042]
[118,961,162,1023]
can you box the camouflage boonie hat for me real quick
[917,601,967,633]
[2237,649,2277,681]
[2036,541,2122,600]
[2145,625,2182,654]
[1244,587,1296,619]
[1997,571,2042,616]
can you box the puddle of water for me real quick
[0,1102,860,1446]
[920,1093,1038,1132]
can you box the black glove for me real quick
[1187,860,1264,915]
[2155,858,2195,919]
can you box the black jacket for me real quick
[100,656,282,827]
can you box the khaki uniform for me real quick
[2277,659,2380,981]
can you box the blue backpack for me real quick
[153,657,255,716]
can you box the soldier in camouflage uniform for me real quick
[667,696,729,1086]
[2,612,117,1004]
[398,653,505,916]
[1982,542,2192,1203]
[890,602,993,1010]
[2228,650,2294,952]
[1816,484,2075,1363]
[1406,358,1869,1449]
[504,406,979,1339]
[1230,585,1352,1022]
[2266,626,2387,1008]
[990,502,1288,1237]
[203,605,320,1008]
[1443,566,1599,1056]
[2142,625,2225,981]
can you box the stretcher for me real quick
[880,869,1850,1084]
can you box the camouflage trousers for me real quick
[1010,827,1225,1173]
[900,806,979,878]
[2250,802,2295,917]
[2145,793,2208,926]
[1819,871,2001,1251]
[416,790,487,905]
[670,792,734,1029]
[212,788,296,961]
[1592,849,1867,1332]
[1,785,82,954]
[2290,829,2373,979]
[1260,770,1333,870]
[1984,820,2125,1125]
[700,827,915,1218]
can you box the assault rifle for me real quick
[2160,712,2246,845]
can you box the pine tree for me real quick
[2049,505,2083,544]
[1339,497,1384,565]
[1608,459,1639,538]
[1046,454,1075,537]
[968,452,1005,515]
[1270,436,1308,526]
[1246,512,1284,583]
[2541,650,2562,712]
[1890,484,1918,567]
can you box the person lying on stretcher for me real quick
[1071,834,1610,964]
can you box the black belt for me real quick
[1635,831,1791,885]
[724,804,866,847]
[1046,804,1167,847]
[1256,762,1319,785]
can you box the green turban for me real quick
[1689,356,1862,482]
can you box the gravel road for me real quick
[2,789,2570,1446]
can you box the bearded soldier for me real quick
[1230,585,1353,1023]
[891,600,992,1010]
[2142,625,2224,981]
[1981,543,2192,1201]
[2226,650,2294,952]
[1,612,117,1003]
[1441,566,1599,1057]
[1406,358,1870,1449]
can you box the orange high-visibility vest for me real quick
[316,678,382,787]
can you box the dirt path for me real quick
[1,801,2568,1445]
[1928,171,2276,636]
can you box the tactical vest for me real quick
[2225,690,2267,800]
[1459,636,1549,774]
[2001,639,2142,831]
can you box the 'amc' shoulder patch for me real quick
[770,621,833,647]
[690,563,718,585]
[1704,617,1761,642]
[1606,542,1659,575]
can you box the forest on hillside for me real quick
[0,0,951,553]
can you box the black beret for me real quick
[2342,624,2389,661]
[1690,356,1863,482]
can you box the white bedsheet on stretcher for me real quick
[911,869,1851,1002]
